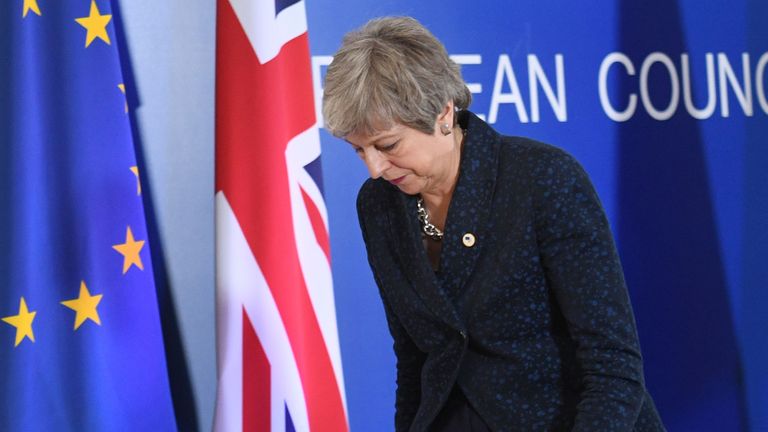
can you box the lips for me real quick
[388,175,406,185]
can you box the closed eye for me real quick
[378,141,399,152]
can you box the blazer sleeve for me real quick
[357,184,426,432]
[532,149,645,431]
[380,293,427,432]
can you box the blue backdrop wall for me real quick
[305,1,768,431]
[114,0,767,430]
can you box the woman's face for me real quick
[345,115,460,197]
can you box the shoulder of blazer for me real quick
[356,177,386,211]
[497,135,579,172]
[356,177,397,231]
[494,136,590,197]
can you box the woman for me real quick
[323,17,665,432]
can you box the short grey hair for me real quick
[322,16,471,138]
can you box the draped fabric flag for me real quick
[0,1,177,430]
[214,0,348,431]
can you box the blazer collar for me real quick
[387,111,501,329]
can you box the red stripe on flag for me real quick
[216,1,347,431]
[300,187,331,263]
[243,308,270,432]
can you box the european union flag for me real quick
[0,1,177,430]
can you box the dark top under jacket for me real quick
[356,111,666,432]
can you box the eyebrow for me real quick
[346,132,398,148]
[372,134,398,145]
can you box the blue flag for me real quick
[0,1,177,430]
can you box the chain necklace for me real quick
[415,126,466,241]
[416,197,443,241]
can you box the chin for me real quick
[396,183,421,196]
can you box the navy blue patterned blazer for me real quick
[356,111,666,431]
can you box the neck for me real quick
[420,126,465,227]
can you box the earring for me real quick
[440,123,452,136]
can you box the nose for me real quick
[363,149,389,179]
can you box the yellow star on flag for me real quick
[23,0,41,18]
[2,297,37,347]
[112,226,145,274]
[61,281,103,330]
[118,83,128,113]
[130,166,141,195]
[74,0,112,48]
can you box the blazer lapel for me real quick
[437,112,500,310]
[387,191,465,332]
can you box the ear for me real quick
[436,100,455,125]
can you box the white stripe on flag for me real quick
[285,126,349,417]
[228,0,308,64]
[215,192,310,432]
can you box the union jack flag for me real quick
[214,0,348,430]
